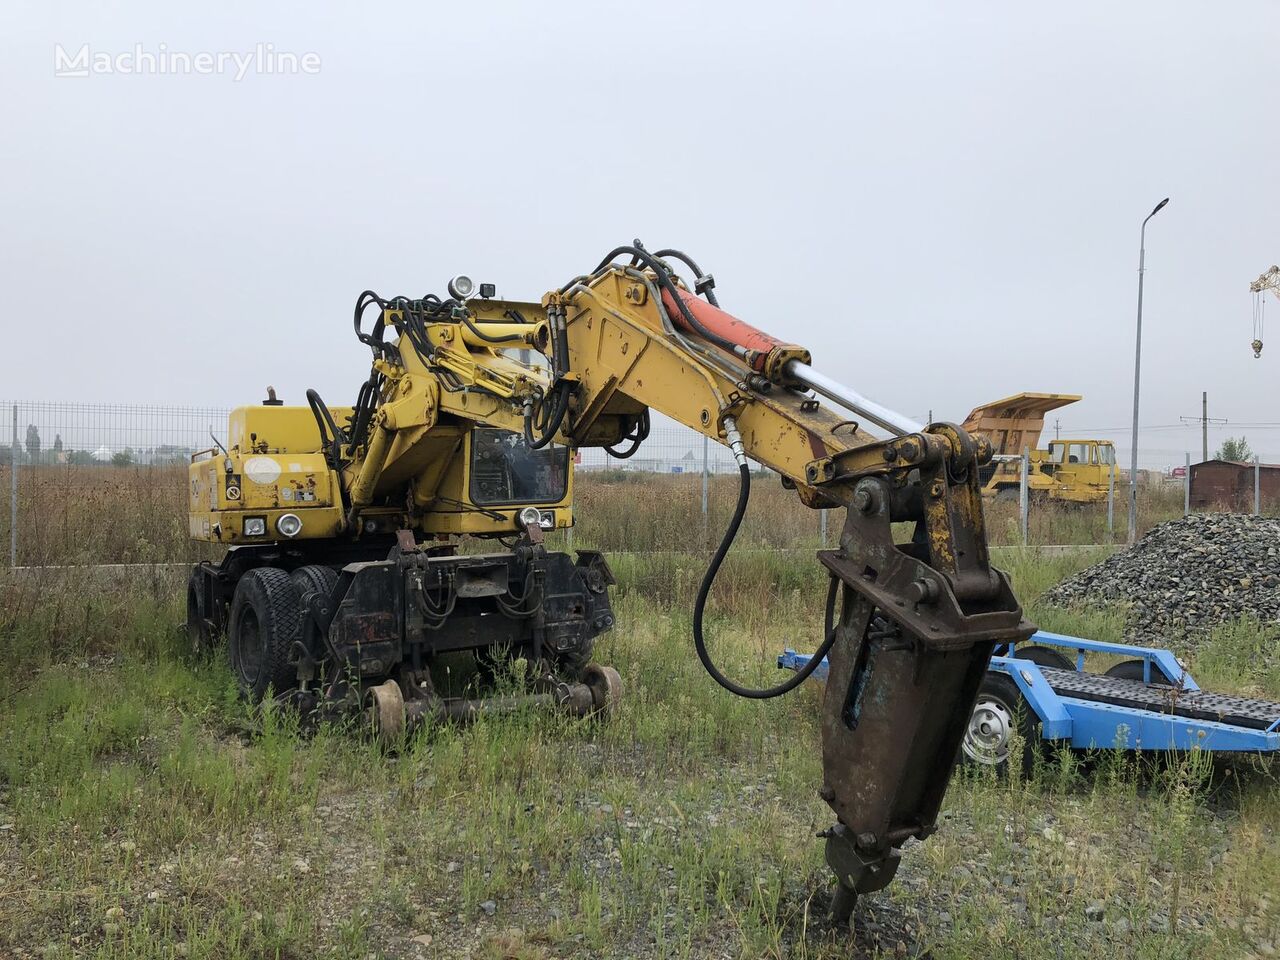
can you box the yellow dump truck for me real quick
[961,393,1115,504]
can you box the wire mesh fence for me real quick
[6,400,1254,568]
[0,401,828,567]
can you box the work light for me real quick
[448,274,475,300]
[276,513,303,538]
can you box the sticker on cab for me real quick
[243,456,282,485]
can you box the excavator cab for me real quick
[468,428,569,513]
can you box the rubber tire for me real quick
[1105,659,1172,686]
[290,564,339,606]
[185,566,217,659]
[228,567,301,702]
[962,674,1040,777]
[1012,644,1073,671]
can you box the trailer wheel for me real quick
[185,567,218,659]
[962,674,1039,775]
[228,567,301,702]
[1104,659,1172,685]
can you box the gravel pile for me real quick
[1043,513,1280,647]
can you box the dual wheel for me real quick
[961,646,1166,773]
[187,565,336,701]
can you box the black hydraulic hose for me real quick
[354,290,399,357]
[306,388,347,472]
[461,313,525,344]
[523,381,572,450]
[692,462,842,699]
[652,247,720,308]
[348,371,384,452]
[604,410,649,459]
[592,242,738,355]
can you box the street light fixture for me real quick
[1127,197,1170,545]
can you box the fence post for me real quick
[1020,446,1029,546]
[1107,458,1115,542]
[1255,456,1261,515]
[9,404,16,567]
[1184,452,1190,516]
[820,508,828,548]
[701,433,709,545]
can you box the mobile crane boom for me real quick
[187,241,1032,917]
[1251,264,1278,357]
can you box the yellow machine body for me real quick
[190,381,574,545]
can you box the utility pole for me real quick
[1202,392,1208,462]
[1179,392,1224,463]
[1054,418,1060,441]
[1128,197,1170,545]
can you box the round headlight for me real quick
[448,274,475,301]
[518,506,542,529]
[276,513,303,538]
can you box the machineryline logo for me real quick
[54,42,321,80]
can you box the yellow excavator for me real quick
[186,241,1032,918]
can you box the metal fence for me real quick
[11,401,1261,567]
[1,401,814,567]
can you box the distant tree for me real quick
[53,433,63,453]
[111,449,135,467]
[25,424,40,460]
[68,450,96,465]
[1216,436,1253,462]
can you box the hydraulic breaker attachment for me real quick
[812,428,1034,919]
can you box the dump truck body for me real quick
[961,393,1114,503]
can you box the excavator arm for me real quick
[343,243,1034,913]
[553,249,1033,910]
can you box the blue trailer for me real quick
[778,630,1280,770]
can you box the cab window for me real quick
[470,428,569,505]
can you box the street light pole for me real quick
[1127,197,1170,544]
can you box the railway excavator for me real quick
[186,241,1033,918]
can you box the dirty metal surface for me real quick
[1041,667,1280,729]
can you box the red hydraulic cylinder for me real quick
[660,287,797,375]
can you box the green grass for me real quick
[1,550,1278,959]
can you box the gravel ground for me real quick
[1042,514,1280,649]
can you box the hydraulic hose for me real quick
[306,388,347,473]
[593,242,739,356]
[652,247,720,308]
[692,462,843,699]
[522,381,572,450]
[604,410,650,459]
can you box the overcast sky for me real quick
[2,1,1277,468]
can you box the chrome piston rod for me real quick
[785,360,924,437]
